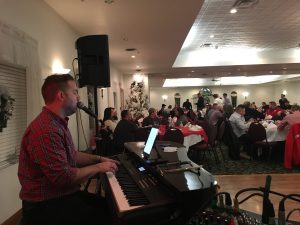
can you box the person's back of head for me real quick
[235,104,246,114]
[103,107,113,122]
[212,103,218,110]
[148,107,156,116]
[223,93,227,98]
[243,101,251,108]
[121,110,130,120]
[291,104,300,112]
[269,101,276,108]
[161,104,166,108]
[213,94,218,99]
[41,74,75,104]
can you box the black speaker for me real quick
[76,35,110,87]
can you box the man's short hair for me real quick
[121,110,129,119]
[291,104,300,112]
[148,108,156,115]
[235,104,246,111]
[162,104,166,108]
[223,93,227,97]
[41,74,75,104]
[243,101,251,108]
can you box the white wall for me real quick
[0,0,124,222]
[150,80,300,110]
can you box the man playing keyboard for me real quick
[18,74,119,225]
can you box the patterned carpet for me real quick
[188,145,300,175]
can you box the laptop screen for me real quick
[143,127,158,155]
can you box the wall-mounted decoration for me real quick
[0,85,15,132]
[231,91,237,107]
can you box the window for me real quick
[0,61,27,169]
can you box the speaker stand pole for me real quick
[93,86,102,156]
[94,86,103,194]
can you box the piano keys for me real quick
[103,141,217,225]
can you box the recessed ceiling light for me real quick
[136,66,140,68]
[125,48,136,51]
[191,70,195,73]
[131,55,136,58]
[230,8,237,14]
[209,35,214,38]
[269,71,273,74]
[282,67,287,70]
[104,0,114,4]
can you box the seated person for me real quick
[134,113,144,127]
[223,104,234,119]
[173,107,189,126]
[209,104,223,126]
[244,101,264,121]
[278,104,300,130]
[229,105,254,156]
[18,74,119,225]
[103,107,118,132]
[265,101,284,120]
[259,101,269,115]
[142,108,160,127]
[114,110,138,152]
[206,103,218,120]
[157,104,166,117]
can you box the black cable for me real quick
[235,187,300,204]
[235,187,261,200]
[286,208,300,221]
[238,193,264,205]
[278,194,300,225]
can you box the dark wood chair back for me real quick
[248,123,266,142]
[163,128,184,144]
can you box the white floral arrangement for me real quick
[0,85,15,132]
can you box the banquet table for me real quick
[263,122,288,142]
[159,125,207,151]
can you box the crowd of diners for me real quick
[97,92,300,157]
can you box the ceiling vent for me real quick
[232,0,259,9]
[200,43,212,48]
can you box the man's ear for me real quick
[56,90,64,102]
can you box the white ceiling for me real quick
[44,0,300,87]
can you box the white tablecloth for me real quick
[183,134,203,151]
[265,123,288,142]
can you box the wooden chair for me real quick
[196,119,210,135]
[163,128,184,144]
[188,124,219,165]
[247,122,278,160]
[216,120,226,160]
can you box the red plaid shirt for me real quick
[18,107,79,202]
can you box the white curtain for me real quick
[0,20,42,123]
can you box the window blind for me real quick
[0,61,27,169]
